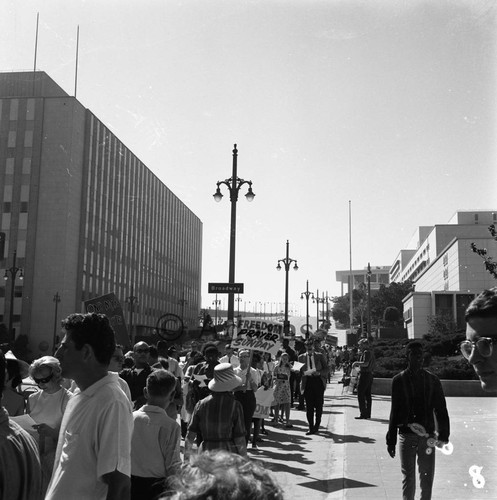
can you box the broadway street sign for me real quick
[208,282,244,294]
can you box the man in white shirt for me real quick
[219,344,240,368]
[46,313,133,500]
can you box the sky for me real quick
[1,0,496,314]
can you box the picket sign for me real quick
[253,386,275,419]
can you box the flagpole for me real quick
[32,13,39,96]
[349,200,353,336]
[74,25,80,97]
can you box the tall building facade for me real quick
[0,71,202,357]
[393,211,497,338]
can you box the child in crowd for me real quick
[131,369,181,500]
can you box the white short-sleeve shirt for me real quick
[45,372,133,500]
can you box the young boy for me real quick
[131,369,181,500]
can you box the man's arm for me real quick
[102,470,130,500]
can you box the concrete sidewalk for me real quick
[250,372,497,499]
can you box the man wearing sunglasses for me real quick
[464,287,497,393]
[120,342,154,409]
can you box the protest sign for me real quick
[84,292,129,346]
[253,387,275,419]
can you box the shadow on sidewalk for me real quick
[319,430,376,444]
[294,476,377,494]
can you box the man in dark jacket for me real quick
[120,341,153,410]
[386,341,450,500]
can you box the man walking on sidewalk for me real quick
[299,339,328,435]
[386,341,450,500]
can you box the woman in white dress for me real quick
[28,356,71,494]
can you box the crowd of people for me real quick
[1,286,496,499]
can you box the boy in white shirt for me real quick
[131,369,181,500]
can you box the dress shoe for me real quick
[354,416,366,420]
[306,429,316,435]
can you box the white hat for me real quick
[5,351,30,379]
[208,363,242,392]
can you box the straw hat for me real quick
[208,363,242,392]
[5,351,30,379]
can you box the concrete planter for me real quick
[372,378,496,397]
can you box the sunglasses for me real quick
[460,337,497,360]
[33,373,54,385]
[135,349,150,354]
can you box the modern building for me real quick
[0,71,202,357]
[395,211,497,338]
[335,266,390,295]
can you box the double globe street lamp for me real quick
[213,144,255,328]
[276,240,298,336]
[300,280,314,340]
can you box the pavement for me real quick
[248,371,497,500]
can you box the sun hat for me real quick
[5,350,30,379]
[208,363,242,392]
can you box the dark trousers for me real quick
[357,372,373,418]
[303,377,324,431]
[234,391,256,443]
[131,475,164,500]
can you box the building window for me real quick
[26,99,35,120]
[24,131,33,148]
[435,294,453,319]
[8,131,16,148]
[6,158,14,174]
[9,99,18,120]
[474,213,479,224]
[3,202,11,213]
[22,158,31,174]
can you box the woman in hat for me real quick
[184,363,246,460]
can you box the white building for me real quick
[395,211,497,338]
[335,266,390,296]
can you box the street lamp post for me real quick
[212,295,221,326]
[178,291,188,330]
[52,292,61,354]
[126,285,138,346]
[276,240,298,336]
[235,295,242,320]
[313,289,325,330]
[213,144,255,326]
[4,250,23,342]
[367,262,372,338]
[300,280,314,339]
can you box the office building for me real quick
[394,211,497,338]
[335,266,390,296]
[0,71,202,356]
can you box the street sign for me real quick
[208,282,244,294]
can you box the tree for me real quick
[331,280,414,330]
[370,281,414,325]
[471,224,497,279]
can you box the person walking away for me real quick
[185,363,246,459]
[353,338,376,419]
[130,369,181,500]
[386,341,450,500]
